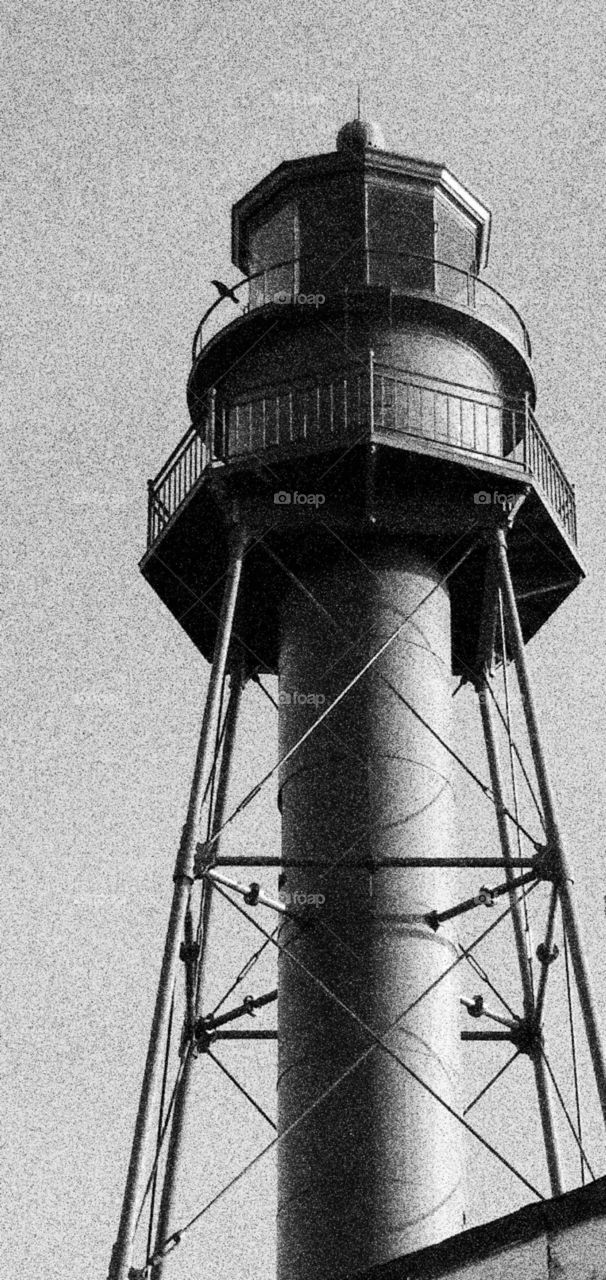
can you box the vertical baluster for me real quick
[329,382,334,438]
[369,349,374,436]
[208,388,216,463]
[344,378,348,435]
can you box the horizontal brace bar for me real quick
[461,1031,515,1041]
[212,1030,278,1040]
[461,995,519,1029]
[200,990,277,1032]
[199,868,288,916]
[427,870,537,928]
[207,855,538,869]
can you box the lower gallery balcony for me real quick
[146,359,577,551]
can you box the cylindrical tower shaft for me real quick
[277,545,463,1280]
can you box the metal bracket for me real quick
[532,845,565,884]
[510,1019,541,1057]
[193,842,214,879]
[461,995,540,1056]
[179,940,200,966]
[536,941,560,966]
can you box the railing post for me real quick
[369,349,375,436]
[208,388,216,464]
[147,479,154,546]
[524,392,530,472]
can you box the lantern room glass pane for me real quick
[247,201,299,306]
[435,196,478,305]
[298,174,365,295]
[367,185,434,290]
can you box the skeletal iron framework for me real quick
[107,510,606,1280]
[107,119,606,1280]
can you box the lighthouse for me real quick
[108,120,606,1280]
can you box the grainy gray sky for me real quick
[3,1,606,1277]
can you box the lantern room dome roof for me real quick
[336,119,386,152]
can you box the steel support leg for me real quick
[478,677,563,1196]
[476,549,535,1020]
[493,525,606,1128]
[476,544,563,1195]
[108,530,247,1280]
[151,657,246,1278]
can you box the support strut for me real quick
[476,540,563,1196]
[150,649,247,1279]
[108,528,247,1280]
[493,525,606,1127]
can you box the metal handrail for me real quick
[523,405,577,542]
[148,363,575,549]
[191,252,531,362]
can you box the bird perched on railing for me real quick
[211,279,241,304]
